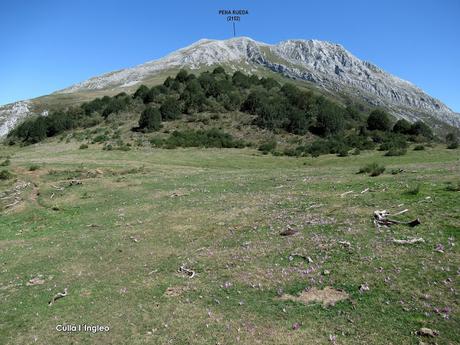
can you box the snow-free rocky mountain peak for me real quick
[1,37,459,137]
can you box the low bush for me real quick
[163,128,245,149]
[258,139,277,154]
[445,181,460,192]
[0,159,10,166]
[28,164,40,171]
[413,145,425,151]
[79,144,89,149]
[446,133,459,149]
[404,184,421,195]
[0,170,13,180]
[358,163,385,177]
[92,134,109,143]
[385,148,407,156]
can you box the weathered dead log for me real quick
[48,288,68,305]
[288,254,313,263]
[392,237,425,245]
[179,266,195,278]
[373,210,420,228]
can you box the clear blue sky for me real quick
[1,0,459,111]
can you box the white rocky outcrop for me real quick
[0,101,31,137]
[1,37,458,137]
[57,37,459,127]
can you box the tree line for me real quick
[7,67,457,155]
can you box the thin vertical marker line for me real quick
[233,22,236,37]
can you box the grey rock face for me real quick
[1,37,458,137]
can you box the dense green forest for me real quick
[7,67,455,156]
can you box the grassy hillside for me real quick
[0,142,459,344]
[8,68,447,163]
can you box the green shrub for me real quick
[405,184,420,195]
[314,103,345,136]
[446,133,459,149]
[379,134,408,151]
[0,170,13,180]
[0,159,10,166]
[149,137,164,147]
[413,145,425,151]
[337,148,349,157]
[133,85,149,101]
[79,144,89,149]
[409,121,433,139]
[92,134,109,143]
[28,164,40,171]
[367,109,392,131]
[385,148,407,156]
[139,107,162,132]
[258,139,277,154]
[392,119,411,134]
[163,128,245,149]
[358,163,385,177]
[160,97,181,120]
[351,148,361,155]
[445,181,460,192]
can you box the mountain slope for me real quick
[1,37,459,137]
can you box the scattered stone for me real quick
[288,253,312,263]
[417,327,438,337]
[434,243,445,253]
[329,334,337,344]
[338,240,351,247]
[276,287,284,297]
[26,277,45,286]
[129,236,140,243]
[359,283,369,293]
[221,281,233,289]
[292,322,301,330]
[280,226,298,236]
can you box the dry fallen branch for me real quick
[179,266,195,278]
[373,210,420,228]
[48,288,68,306]
[288,254,313,263]
[392,238,425,245]
[340,191,354,198]
[129,236,140,243]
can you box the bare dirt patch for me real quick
[164,285,189,297]
[279,286,349,306]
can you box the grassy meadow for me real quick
[0,143,459,344]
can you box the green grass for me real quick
[0,143,459,344]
